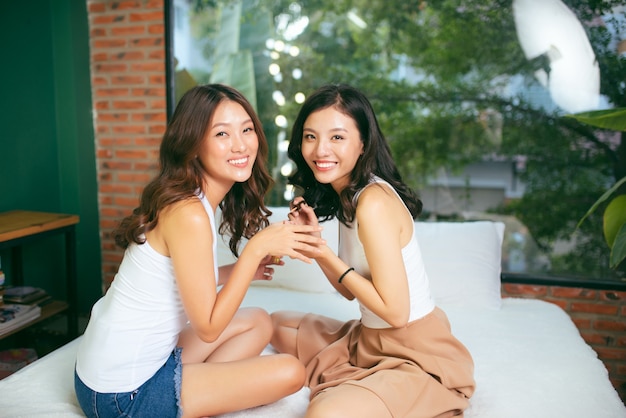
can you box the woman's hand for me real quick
[287,198,321,237]
[246,221,325,265]
[253,255,284,281]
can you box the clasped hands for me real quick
[255,197,324,280]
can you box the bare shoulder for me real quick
[357,184,400,221]
[161,197,210,231]
[356,183,410,232]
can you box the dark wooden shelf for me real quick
[0,210,79,340]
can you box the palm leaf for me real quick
[566,108,626,131]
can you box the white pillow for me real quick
[415,221,505,310]
[216,206,338,293]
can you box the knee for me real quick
[253,308,273,340]
[277,353,306,392]
[269,310,282,327]
[239,307,272,343]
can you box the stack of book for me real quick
[0,304,41,335]
[3,286,51,306]
[0,287,48,336]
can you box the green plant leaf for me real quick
[610,224,626,269]
[577,176,626,228]
[603,194,626,247]
[566,108,626,131]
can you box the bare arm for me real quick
[299,187,412,327]
[218,256,284,286]
[158,199,324,343]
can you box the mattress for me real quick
[0,287,624,418]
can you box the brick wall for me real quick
[85,0,626,405]
[502,283,626,402]
[87,0,166,290]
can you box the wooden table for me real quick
[0,210,80,338]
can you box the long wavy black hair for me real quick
[287,83,422,225]
[114,84,273,256]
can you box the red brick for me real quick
[94,63,128,73]
[112,125,146,134]
[112,100,146,109]
[593,319,626,332]
[570,302,619,315]
[131,112,166,122]
[115,149,149,159]
[100,184,133,194]
[98,113,129,122]
[112,75,145,85]
[595,347,626,361]
[90,28,107,37]
[130,37,163,47]
[551,287,598,300]
[572,317,592,329]
[115,196,141,207]
[600,290,626,302]
[129,12,164,22]
[92,52,108,61]
[92,15,126,25]
[88,3,106,13]
[96,88,130,97]
[581,332,613,346]
[101,161,132,170]
[118,173,151,183]
[502,283,547,296]
[110,1,143,11]
[112,51,145,61]
[148,24,164,34]
[130,62,165,72]
[148,50,166,60]
[111,26,146,36]
[93,39,127,49]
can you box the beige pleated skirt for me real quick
[296,307,475,418]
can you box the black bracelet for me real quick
[338,267,354,284]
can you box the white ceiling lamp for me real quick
[513,0,601,113]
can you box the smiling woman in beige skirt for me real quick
[271,84,476,418]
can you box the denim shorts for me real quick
[75,347,183,418]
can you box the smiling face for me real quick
[197,99,259,195]
[301,106,364,193]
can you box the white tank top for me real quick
[338,177,435,328]
[76,192,218,392]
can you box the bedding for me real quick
[0,208,624,417]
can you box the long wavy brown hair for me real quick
[287,83,422,225]
[114,84,274,256]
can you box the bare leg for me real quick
[306,384,392,418]
[178,307,272,363]
[178,307,306,417]
[180,353,305,417]
[270,310,308,356]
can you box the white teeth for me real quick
[316,162,335,168]
[229,157,247,165]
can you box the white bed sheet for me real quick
[0,287,624,418]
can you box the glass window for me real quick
[167,0,626,281]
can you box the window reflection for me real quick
[169,0,626,281]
